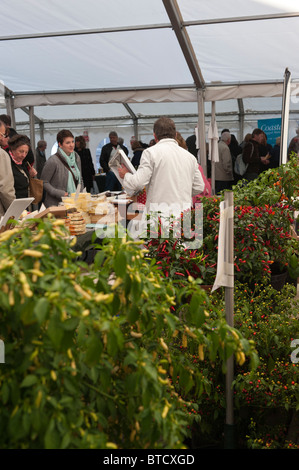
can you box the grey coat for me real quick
[215,140,234,181]
[41,152,83,208]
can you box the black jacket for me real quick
[10,158,30,199]
[35,148,47,178]
[75,147,95,191]
[242,139,261,175]
[131,147,144,169]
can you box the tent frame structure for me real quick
[2,0,298,167]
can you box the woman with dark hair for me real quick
[131,140,144,169]
[75,136,95,192]
[8,134,37,198]
[41,129,83,207]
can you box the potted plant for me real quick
[233,202,298,289]
[0,217,257,449]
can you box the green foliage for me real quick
[0,217,255,449]
[175,282,299,448]
[232,154,299,209]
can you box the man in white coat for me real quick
[118,117,204,219]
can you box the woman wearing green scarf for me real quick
[41,129,83,207]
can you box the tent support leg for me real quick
[197,89,207,176]
[29,106,36,160]
[5,95,16,129]
[224,190,236,449]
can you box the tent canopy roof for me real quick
[1,0,299,125]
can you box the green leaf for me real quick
[125,372,139,394]
[85,334,103,366]
[131,278,143,302]
[126,304,139,323]
[34,298,50,324]
[114,251,127,277]
[267,355,275,373]
[44,422,60,449]
[61,432,71,449]
[163,313,177,331]
[76,320,87,345]
[20,301,36,326]
[1,382,9,404]
[47,315,64,350]
[107,330,118,357]
[61,317,80,331]
[20,374,38,388]
[63,377,78,396]
[190,294,205,327]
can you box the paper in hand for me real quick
[109,149,136,184]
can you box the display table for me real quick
[95,174,106,193]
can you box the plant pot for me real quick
[200,285,213,292]
[270,271,288,291]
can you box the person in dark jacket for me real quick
[75,136,95,192]
[131,140,144,169]
[242,128,270,181]
[287,129,299,159]
[270,137,280,168]
[100,131,128,191]
[35,140,47,178]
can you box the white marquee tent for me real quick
[1,0,299,170]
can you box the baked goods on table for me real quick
[33,192,132,235]
[65,210,86,235]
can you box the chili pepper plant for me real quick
[0,217,257,449]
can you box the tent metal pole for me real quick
[280,68,291,165]
[162,0,205,89]
[237,99,245,143]
[5,95,16,129]
[185,12,299,27]
[224,190,235,448]
[123,103,139,140]
[197,89,207,176]
[211,101,216,195]
[39,121,45,141]
[29,106,36,160]
[0,13,298,43]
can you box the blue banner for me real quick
[257,118,281,147]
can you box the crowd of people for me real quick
[0,115,98,211]
[198,127,288,195]
[0,111,298,216]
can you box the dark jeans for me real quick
[243,172,259,182]
[215,180,232,195]
[104,170,122,191]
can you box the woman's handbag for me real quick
[29,177,43,204]
[55,152,79,187]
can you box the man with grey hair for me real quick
[100,131,128,191]
[118,116,204,217]
[215,131,234,194]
